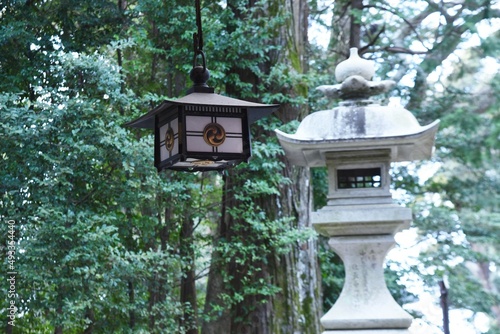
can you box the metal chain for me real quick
[193,0,206,70]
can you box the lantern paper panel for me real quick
[185,115,244,154]
[159,117,179,161]
[155,109,181,171]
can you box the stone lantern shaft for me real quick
[275,48,439,334]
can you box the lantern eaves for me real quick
[275,119,439,167]
[126,92,279,129]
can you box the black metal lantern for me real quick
[126,1,278,172]
[127,86,277,172]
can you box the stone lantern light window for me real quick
[337,168,381,189]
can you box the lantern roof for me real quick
[127,92,279,129]
[275,48,440,167]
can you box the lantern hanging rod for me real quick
[193,0,205,70]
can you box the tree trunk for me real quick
[270,165,322,334]
[271,2,322,330]
[128,280,136,329]
[201,244,232,333]
[83,308,95,334]
[54,295,63,334]
[202,172,232,334]
[349,0,362,49]
[180,215,198,334]
[329,0,351,59]
[202,1,321,333]
[439,280,450,334]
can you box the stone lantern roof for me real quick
[275,48,440,167]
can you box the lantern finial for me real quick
[317,47,395,100]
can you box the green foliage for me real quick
[311,167,328,210]
[0,0,126,97]
[2,0,499,332]
[0,43,191,332]
[1,1,317,332]
[317,236,344,312]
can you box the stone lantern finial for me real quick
[317,48,396,100]
[335,48,375,81]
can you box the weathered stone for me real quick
[275,47,439,334]
[321,235,412,330]
[335,48,375,82]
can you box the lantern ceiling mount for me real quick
[126,0,279,172]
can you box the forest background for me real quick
[1,0,499,333]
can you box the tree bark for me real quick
[272,1,322,329]
[54,295,64,334]
[329,0,351,59]
[349,0,362,49]
[439,280,450,334]
[202,172,232,334]
[180,215,198,334]
[128,280,136,329]
[83,308,95,334]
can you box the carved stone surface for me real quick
[275,47,440,168]
[313,204,411,237]
[320,235,412,330]
[316,76,395,100]
[319,48,394,100]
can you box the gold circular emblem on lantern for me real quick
[203,123,226,147]
[165,126,175,152]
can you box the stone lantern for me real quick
[276,48,439,333]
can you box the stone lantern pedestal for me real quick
[276,48,439,333]
[315,206,413,333]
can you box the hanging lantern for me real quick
[127,83,277,172]
[126,1,278,172]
